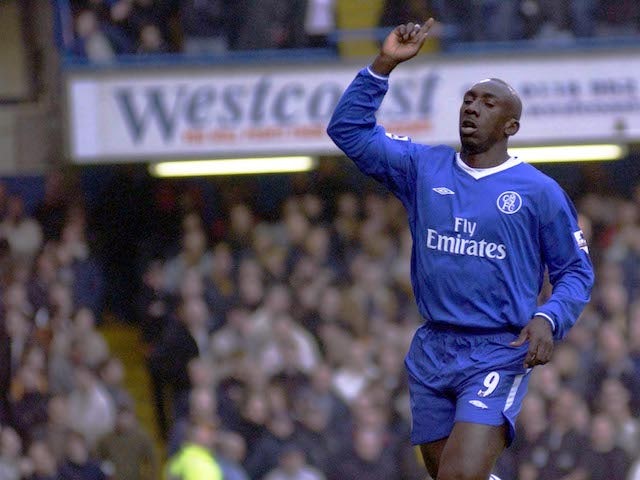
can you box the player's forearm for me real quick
[537,269,593,340]
[370,53,401,76]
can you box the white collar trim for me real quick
[456,153,522,180]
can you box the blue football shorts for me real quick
[405,321,532,446]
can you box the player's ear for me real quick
[505,118,519,137]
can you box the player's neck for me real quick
[460,144,510,169]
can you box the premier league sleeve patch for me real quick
[573,230,589,253]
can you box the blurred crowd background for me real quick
[0,0,639,479]
[62,0,640,61]
[0,163,639,480]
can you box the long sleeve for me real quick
[536,185,595,340]
[326,67,418,209]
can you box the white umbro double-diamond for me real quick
[433,187,455,195]
[468,399,489,409]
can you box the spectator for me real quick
[59,218,105,316]
[264,444,326,480]
[0,314,10,425]
[0,427,24,480]
[66,365,116,447]
[147,297,207,438]
[0,181,9,218]
[329,426,398,480]
[597,378,640,457]
[167,386,217,456]
[510,392,548,480]
[332,340,377,404]
[582,413,630,480]
[245,412,299,480]
[30,395,70,463]
[26,441,59,480]
[293,395,339,473]
[4,281,33,319]
[520,0,598,39]
[303,0,336,48]
[433,0,521,42]
[165,420,222,480]
[28,252,59,314]
[226,203,255,256]
[549,342,590,397]
[96,403,158,480]
[596,0,640,36]
[233,391,269,452]
[587,323,640,414]
[57,431,107,480]
[108,0,137,46]
[180,0,231,55]
[163,218,211,293]
[379,0,433,27]
[204,242,236,327]
[301,363,350,436]
[527,387,589,479]
[34,172,69,242]
[99,357,133,409]
[137,259,171,351]
[137,23,169,54]
[0,195,43,263]
[72,308,109,369]
[6,309,31,374]
[10,365,49,442]
[125,0,173,43]
[70,10,123,62]
[210,307,252,368]
[216,431,250,480]
[235,0,307,50]
[260,314,321,377]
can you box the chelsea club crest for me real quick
[496,191,522,214]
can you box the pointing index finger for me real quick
[419,17,436,37]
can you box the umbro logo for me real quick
[433,187,455,195]
[385,133,410,141]
[468,399,489,409]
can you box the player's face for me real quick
[459,81,517,153]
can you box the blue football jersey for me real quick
[327,68,594,339]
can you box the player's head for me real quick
[459,78,521,154]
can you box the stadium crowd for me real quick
[0,172,157,480]
[63,0,640,61]
[134,172,640,480]
[0,165,639,479]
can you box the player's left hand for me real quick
[510,316,554,368]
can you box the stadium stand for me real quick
[58,0,640,62]
[0,1,638,479]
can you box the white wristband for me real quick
[367,66,390,81]
[534,312,556,332]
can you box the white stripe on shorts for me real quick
[503,374,524,412]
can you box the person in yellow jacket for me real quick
[165,420,222,480]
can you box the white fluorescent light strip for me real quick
[150,156,316,177]
[510,145,625,163]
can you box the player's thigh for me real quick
[419,438,447,479]
[437,421,507,480]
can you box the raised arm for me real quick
[326,20,435,207]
